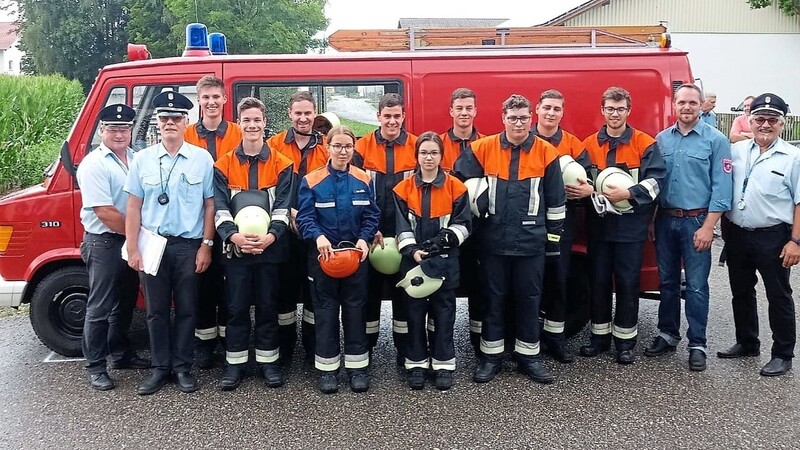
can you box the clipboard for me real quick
[122,226,167,276]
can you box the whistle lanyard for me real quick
[159,154,180,195]
[740,145,767,202]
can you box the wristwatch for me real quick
[202,239,214,247]
[791,237,800,246]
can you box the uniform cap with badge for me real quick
[99,104,135,128]
[750,93,788,117]
[152,91,194,117]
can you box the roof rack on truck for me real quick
[327,25,669,52]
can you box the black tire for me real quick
[29,266,88,357]
[565,256,591,338]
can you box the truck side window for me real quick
[234,81,402,137]
[88,87,127,153]
[131,84,198,150]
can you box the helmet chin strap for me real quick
[294,129,315,137]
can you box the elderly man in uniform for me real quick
[645,84,732,372]
[125,91,216,395]
[76,104,150,391]
[717,93,800,377]
[699,92,717,128]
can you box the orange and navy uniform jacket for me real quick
[439,127,484,172]
[393,169,472,290]
[353,129,418,236]
[582,124,666,242]
[295,164,380,246]
[533,126,592,240]
[213,144,295,264]
[185,120,243,161]
[267,128,329,179]
[452,131,566,257]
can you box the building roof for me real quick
[398,18,509,29]
[540,0,609,26]
[0,22,19,51]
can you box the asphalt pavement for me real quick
[1,243,799,449]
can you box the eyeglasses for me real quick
[603,107,629,115]
[418,151,441,159]
[158,116,183,123]
[752,117,780,126]
[329,144,354,151]
[505,115,531,124]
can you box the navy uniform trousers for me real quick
[81,232,139,374]
[726,223,796,360]
[141,237,200,374]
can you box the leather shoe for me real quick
[545,343,575,363]
[689,349,707,371]
[109,356,151,370]
[760,357,792,377]
[318,372,339,394]
[137,372,170,395]
[174,371,199,393]
[434,370,454,391]
[89,372,115,391]
[260,364,285,388]
[579,342,610,358]
[195,347,216,370]
[473,359,501,383]
[218,365,246,391]
[644,337,677,357]
[518,360,555,384]
[407,368,426,390]
[349,369,370,393]
[616,350,635,365]
[717,343,760,359]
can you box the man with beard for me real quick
[646,84,731,372]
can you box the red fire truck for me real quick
[0,25,690,356]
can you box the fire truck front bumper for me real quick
[0,275,25,307]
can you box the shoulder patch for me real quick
[304,166,329,188]
[722,157,733,174]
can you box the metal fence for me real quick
[716,113,800,144]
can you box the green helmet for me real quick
[396,265,445,299]
[368,237,402,274]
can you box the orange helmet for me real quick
[318,244,363,279]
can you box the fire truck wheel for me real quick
[565,256,591,337]
[29,266,88,357]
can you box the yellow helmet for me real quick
[234,205,271,234]
[595,167,635,212]
[369,237,402,275]
[396,265,445,299]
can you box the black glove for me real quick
[436,229,459,249]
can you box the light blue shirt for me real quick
[76,144,135,235]
[656,119,732,212]
[700,111,717,128]
[124,142,214,238]
[726,138,800,228]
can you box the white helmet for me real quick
[558,155,587,186]
[463,177,489,217]
[595,167,635,212]
[234,205,271,235]
[368,237,402,275]
[395,265,445,299]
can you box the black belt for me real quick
[161,235,202,244]
[733,223,788,233]
[84,231,125,240]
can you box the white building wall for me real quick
[563,0,800,32]
[0,39,23,75]
[672,33,800,112]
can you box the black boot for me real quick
[473,358,502,383]
[218,364,246,391]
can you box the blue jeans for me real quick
[654,214,712,350]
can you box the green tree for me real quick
[126,0,328,58]
[4,0,328,90]
[747,0,798,16]
[6,0,128,92]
